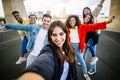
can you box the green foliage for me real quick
[0,17,6,23]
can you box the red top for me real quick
[68,22,106,53]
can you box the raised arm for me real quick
[92,0,105,17]
[98,0,105,7]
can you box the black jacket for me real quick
[23,44,78,80]
[85,32,99,46]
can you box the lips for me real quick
[56,39,63,46]
[56,41,62,45]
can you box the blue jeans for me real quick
[83,39,96,72]
[71,43,87,73]
[83,39,96,61]
[21,36,28,55]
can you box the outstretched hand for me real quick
[106,16,115,24]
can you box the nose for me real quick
[56,35,61,41]
[44,21,49,24]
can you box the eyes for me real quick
[14,15,19,17]
[51,32,65,37]
[30,17,36,20]
[13,14,20,17]
[43,19,51,23]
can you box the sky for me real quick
[0,0,110,17]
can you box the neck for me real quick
[71,26,77,29]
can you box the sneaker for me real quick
[88,70,96,75]
[84,73,91,80]
[77,62,81,66]
[90,56,98,65]
[15,57,26,64]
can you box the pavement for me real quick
[0,30,120,80]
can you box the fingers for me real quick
[109,16,115,23]
[112,16,115,20]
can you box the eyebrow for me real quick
[52,32,65,35]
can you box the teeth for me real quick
[57,42,61,45]
[57,42,61,44]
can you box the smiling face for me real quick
[50,26,66,49]
[84,8,91,15]
[69,17,76,28]
[42,17,51,30]
[84,15,91,23]
[12,13,23,23]
[29,15,37,24]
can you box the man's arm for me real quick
[5,24,31,32]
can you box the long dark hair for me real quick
[83,7,92,18]
[83,13,98,46]
[48,20,75,64]
[65,15,81,28]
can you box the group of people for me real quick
[11,11,37,64]
[1,0,115,80]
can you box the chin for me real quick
[56,44,63,48]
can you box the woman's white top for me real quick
[70,29,80,43]
[60,52,69,80]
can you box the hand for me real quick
[86,43,90,47]
[98,0,105,7]
[100,0,105,3]
[106,16,115,24]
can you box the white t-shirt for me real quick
[30,28,47,56]
[70,29,80,43]
[60,52,69,80]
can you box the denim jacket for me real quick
[5,24,48,52]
